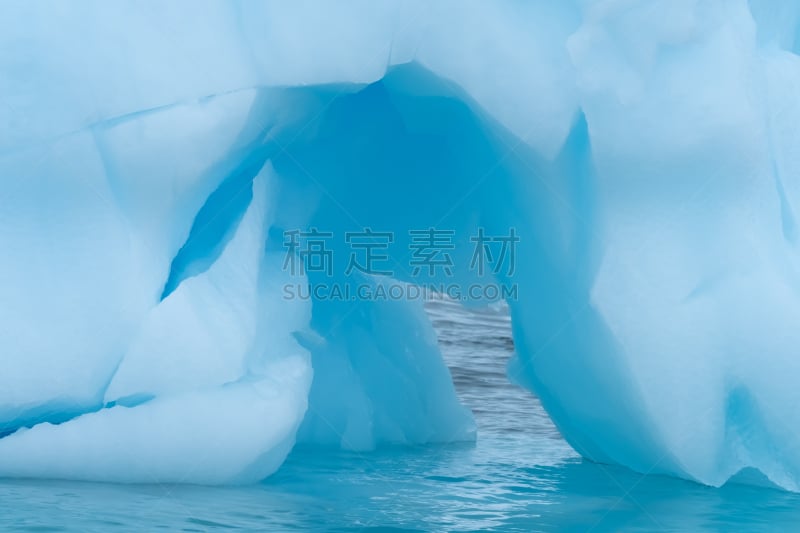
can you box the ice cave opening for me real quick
[0,61,662,485]
[3,38,800,489]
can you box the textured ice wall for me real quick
[1,0,800,488]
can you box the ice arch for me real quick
[265,63,667,477]
[1,0,800,490]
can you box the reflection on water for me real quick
[1,298,798,531]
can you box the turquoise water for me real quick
[1,300,797,532]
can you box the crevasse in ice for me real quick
[0,0,799,488]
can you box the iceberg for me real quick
[0,0,799,490]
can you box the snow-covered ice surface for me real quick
[1,0,800,490]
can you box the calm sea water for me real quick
[2,299,799,532]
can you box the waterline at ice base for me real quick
[2,0,800,494]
